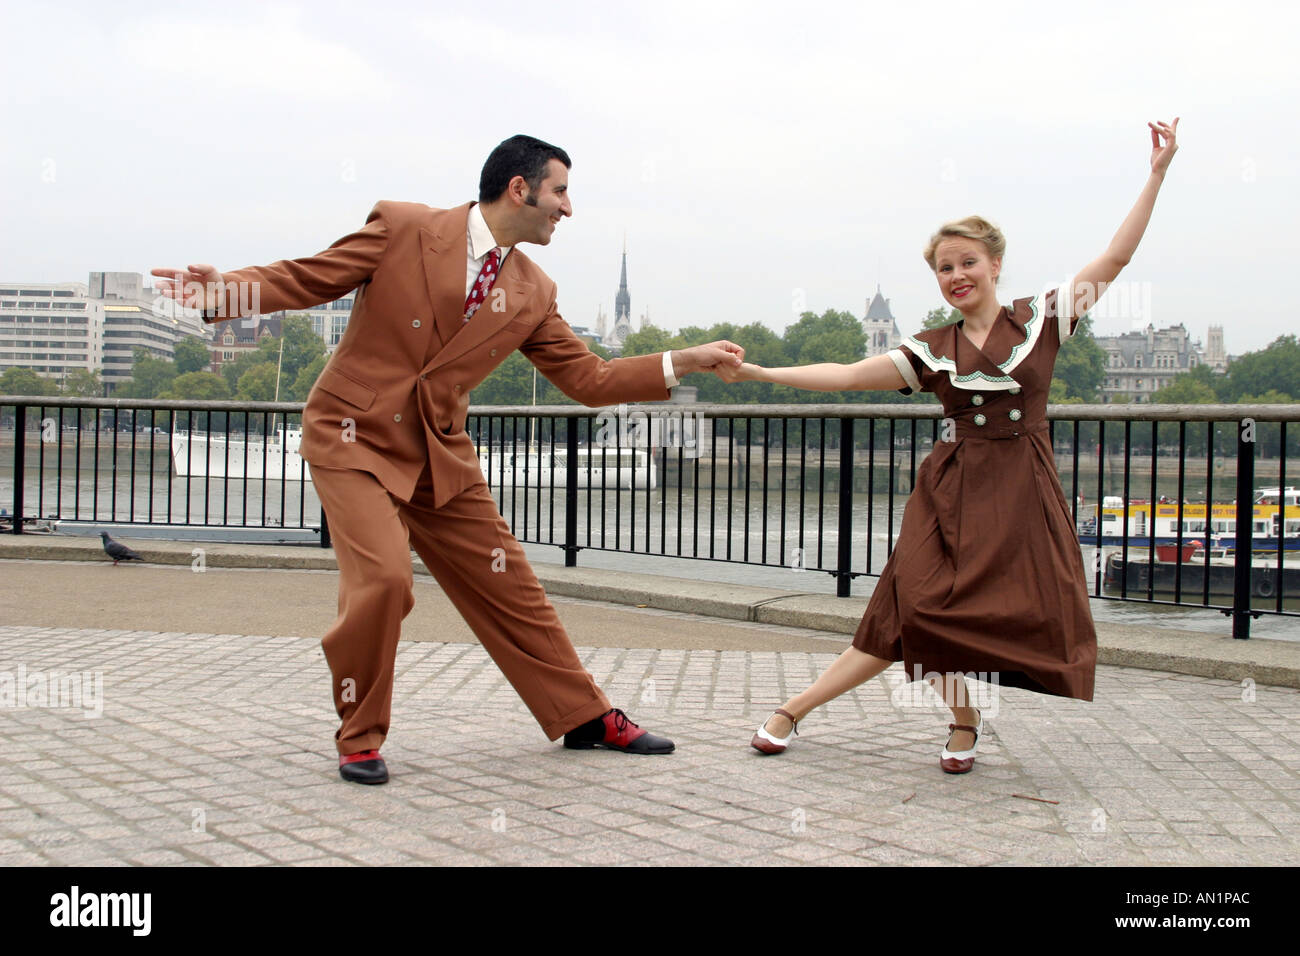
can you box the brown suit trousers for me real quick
[313,463,612,755]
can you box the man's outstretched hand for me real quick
[671,341,744,378]
[150,264,225,311]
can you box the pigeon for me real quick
[99,532,143,566]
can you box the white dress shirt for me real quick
[466,203,679,388]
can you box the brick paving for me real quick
[1,621,1297,866]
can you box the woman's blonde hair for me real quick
[922,216,1006,273]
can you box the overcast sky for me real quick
[2,1,1296,355]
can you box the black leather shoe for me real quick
[339,749,389,784]
[563,709,674,754]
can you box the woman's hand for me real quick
[1149,117,1179,176]
[714,361,761,384]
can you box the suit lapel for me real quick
[421,205,472,349]
[423,251,533,374]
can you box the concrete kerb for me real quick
[2,534,1298,689]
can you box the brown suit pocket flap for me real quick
[316,365,376,411]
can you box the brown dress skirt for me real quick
[853,291,1097,700]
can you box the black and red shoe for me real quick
[563,709,674,754]
[339,749,389,784]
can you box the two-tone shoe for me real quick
[563,709,674,754]
[939,711,983,774]
[339,749,389,785]
[750,708,799,755]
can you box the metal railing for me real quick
[4,395,1297,637]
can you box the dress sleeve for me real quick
[887,344,926,395]
[1051,274,1082,340]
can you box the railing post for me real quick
[11,404,25,534]
[1232,418,1254,638]
[1232,421,1253,639]
[835,416,854,597]
[563,418,579,567]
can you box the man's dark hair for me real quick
[479,135,571,204]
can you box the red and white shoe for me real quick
[940,711,983,774]
[750,708,799,755]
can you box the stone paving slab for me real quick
[1,623,1296,866]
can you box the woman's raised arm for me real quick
[1070,118,1179,321]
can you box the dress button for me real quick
[453,384,461,392]
[419,373,427,381]
[974,414,987,426]
[1009,409,1022,421]
[971,394,984,406]
[490,349,498,357]
[412,319,421,328]
[1009,387,1021,395]
[393,414,402,422]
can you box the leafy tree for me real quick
[280,315,326,384]
[173,335,212,375]
[236,363,281,402]
[221,336,279,391]
[1221,335,1300,402]
[1050,314,1106,402]
[783,310,865,365]
[0,367,58,396]
[290,354,328,402]
[619,325,684,358]
[922,307,961,329]
[117,348,177,398]
[60,369,103,397]
[1150,376,1218,404]
[160,371,232,401]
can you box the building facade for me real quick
[0,281,105,386]
[862,286,903,356]
[91,271,207,393]
[1095,323,1207,403]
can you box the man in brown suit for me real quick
[155,135,742,784]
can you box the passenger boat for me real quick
[171,426,310,481]
[476,445,657,490]
[1076,487,1300,551]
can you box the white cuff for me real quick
[887,348,921,392]
[1058,274,1076,340]
[663,350,679,389]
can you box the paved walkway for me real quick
[2,595,1297,865]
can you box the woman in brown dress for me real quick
[719,118,1180,773]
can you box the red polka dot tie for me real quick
[464,247,501,322]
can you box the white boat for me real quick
[171,426,311,481]
[477,446,657,490]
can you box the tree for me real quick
[117,348,177,398]
[619,325,683,358]
[280,315,326,384]
[922,306,961,329]
[1050,314,1106,402]
[783,310,866,365]
[60,369,103,397]
[173,335,212,375]
[1150,376,1218,404]
[221,337,279,391]
[236,363,281,402]
[160,371,232,401]
[0,367,58,396]
[1221,335,1300,402]
[290,354,328,401]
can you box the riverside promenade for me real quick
[1,535,1298,867]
